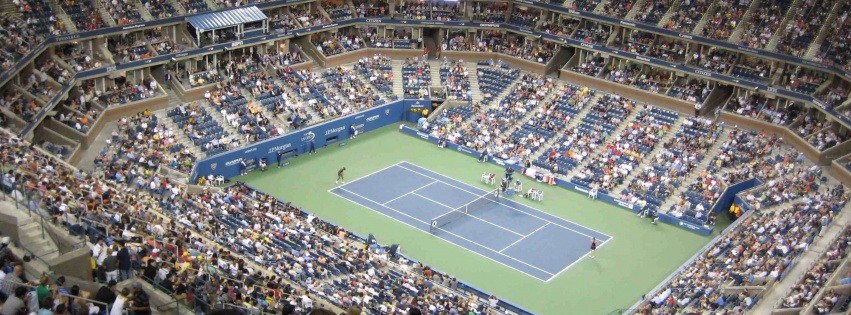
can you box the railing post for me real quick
[40,215,45,239]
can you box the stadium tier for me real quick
[2,1,851,315]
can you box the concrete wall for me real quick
[0,210,20,242]
[49,248,93,281]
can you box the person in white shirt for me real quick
[109,288,129,315]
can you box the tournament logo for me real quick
[385,109,390,115]
[210,163,217,171]
[302,131,316,142]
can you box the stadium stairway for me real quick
[167,0,186,15]
[623,0,650,21]
[728,0,764,44]
[392,60,405,97]
[162,93,204,158]
[430,60,442,87]
[691,0,721,36]
[53,5,78,33]
[0,0,18,19]
[204,0,220,11]
[466,62,484,104]
[658,125,732,217]
[656,0,686,28]
[0,202,61,275]
[564,106,643,180]
[138,0,154,21]
[804,0,845,59]
[529,91,604,158]
[766,0,803,52]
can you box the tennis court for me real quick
[329,161,612,282]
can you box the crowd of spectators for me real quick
[737,0,785,49]
[816,8,850,70]
[794,110,833,139]
[110,35,155,64]
[537,86,598,174]
[689,47,736,75]
[573,22,611,44]
[785,69,828,95]
[324,65,382,110]
[508,8,540,28]
[775,0,831,57]
[669,78,713,104]
[602,0,636,19]
[471,2,508,22]
[663,0,710,33]
[270,13,301,33]
[402,58,431,99]
[293,9,327,28]
[498,40,555,64]
[322,1,353,20]
[567,0,601,13]
[1,88,41,122]
[16,0,67,37]
[815,85,849,109]
[39,59,73,85]
[141,0,177,19]
[810,129,843,151]
[353,0,387,18]
[59,0,107,31]
[640,186,846,314]
[572,52,607,77]
[146,29,181,56]
[91,77,162,108]
[542,17,580,38]
[632,0,674,25]
[55,101,98,133]
[726,93,802,126]
[439,59,470,102]
[353,54,394,99]
[399,1,460,21]
[778,228,851,314]
[95,110,196,174]
[571,96,641,192]
[701,0,749,41]
[314,36,347,57]
[101,0,142,25]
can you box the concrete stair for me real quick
[430,60,442,87]
[136,0,154,21]
[392,60,405,98]
[659,125,731,214]
[0,0,19,19]
[529,92,602,158]
[52,4,79,33]
[804,1,844,59]
[204,0,220,11]
[728,0,763,44]
[466,62,484,105]
[167,0,186,15]
[611,116,685,191]
[656,0,685,28]
[0,204,61,271]
[564,106,642,180]
[160,93,203,158]
[624,0,650,21]
[93,0,117,27]
[691,0,720,36]
[766,0,803,52]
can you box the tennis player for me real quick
[336,167,346,184]
[590,237,597,258]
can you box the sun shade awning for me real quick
[186,6,267,32]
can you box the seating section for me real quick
[169,101,232,156]
[322,1,353,20]
[567,0,601,13]
[632,0,674,25]
[571,96,645,193]
[354,54,396,101]
[508,8,538,27]
[574,22,610,44]
[816,2,851,70]
[142,0,178,18]
[663,0,710,33]
[38,140,73,161]
[572,52,607,77]
[778,226,851,310]
[59,0,106,31]
[737,0,792,49]
[668,78,713,104]
[646,117,720,223]
[602,0,638,19]
[701,0,748,40]
[100,0,142,25]
[440,60,470,102]
[775,0,829,57]
[402,60,431,99]
[639,188,844,314]
[180,0,211,13]
[534,86,599,175]
[324,66,384,109]
[476,61,517,105]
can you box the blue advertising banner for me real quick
[191,100,430,183]
[396,126,721,234]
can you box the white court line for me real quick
[498,223,550,253]
[381,181,437,205]
[411,192,525,237]
[328,187,552,282]
[330,161,405,191]
[396,162,610,240]
[544,236,615,283]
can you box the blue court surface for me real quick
[329,161,612,282]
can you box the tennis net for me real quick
[430,189,500,232]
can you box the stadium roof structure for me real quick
[186,6,267,32]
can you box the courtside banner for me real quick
[192,101,408,182]
[393,126,725,235]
